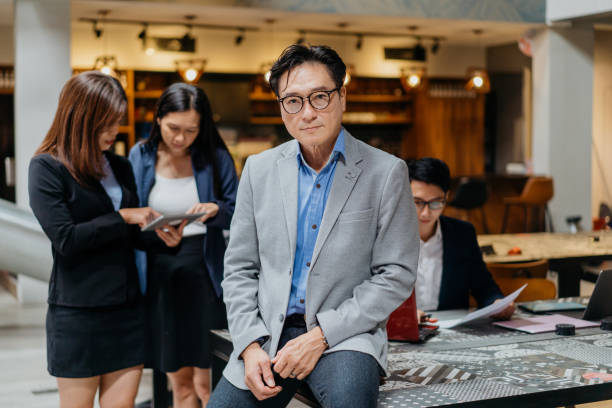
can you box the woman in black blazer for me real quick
[28,71,184,408]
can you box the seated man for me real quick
[208,44,418,408]
[407,157,514,319]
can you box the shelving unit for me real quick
[248,76,414,157]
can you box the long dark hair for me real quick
[36,71,127,186]
[146,83,231,197]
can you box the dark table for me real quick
[210,298,612,407]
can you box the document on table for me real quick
[437,284,527,329]
[492,314,599,333]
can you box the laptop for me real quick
[387,291,438,343]
[583,269,612,321]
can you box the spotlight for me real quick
[465,67,490,93]
[235,28,245,46]
[431,38,440,54]
[400,66,425,92]
[355,34,363,50]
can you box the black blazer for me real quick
[28,152,162,307]
[437,215,503,310]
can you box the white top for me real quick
[148,173,207,237]
[415,221,443,311]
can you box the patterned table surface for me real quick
[212,298,612,407]
[382,298,612,407]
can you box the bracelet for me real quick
[321,330,329,349]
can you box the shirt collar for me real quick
[420,219,443,245]
[296,128,346,168]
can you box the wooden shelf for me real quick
[250,116,283,125]
[250,115,411,126]
[134,90,164,98]
[0,88,13,95]
[248,92,276,101]
[248,93,411,103]
[118,126,132,133]
[347,94,411,103]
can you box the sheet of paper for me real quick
[492,314,599,333]
[437,284,527,329]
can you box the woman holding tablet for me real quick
[129,83,238,407]
[28,71,184,408]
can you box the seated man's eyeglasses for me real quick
[414,199,446,211]
[278,88,340,114]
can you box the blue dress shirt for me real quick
[287,129,345,316]
[100,156,123,211]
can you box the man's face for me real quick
[277,61,346,149]
[410,180,447,232]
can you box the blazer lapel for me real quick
[310,131,362,268]
[438,216,451,309]
[141,148,156,206]
[277,142,299,266]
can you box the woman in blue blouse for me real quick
[129,83,238,407]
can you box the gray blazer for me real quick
[222,130,419,389]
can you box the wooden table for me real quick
[210,298,612,407]
[478,231,612,297]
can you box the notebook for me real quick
[493,314,599,334]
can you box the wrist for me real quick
[314,326,329,350]
[240,341,262,360]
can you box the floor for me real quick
[0,280,606,408]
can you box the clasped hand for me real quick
[241,327,327,401]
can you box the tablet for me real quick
[141,211,206,232]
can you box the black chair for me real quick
[448,177,489,233]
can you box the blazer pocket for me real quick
[338,208,374,223]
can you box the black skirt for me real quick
[146,235,227,373]
[46,300,145,378]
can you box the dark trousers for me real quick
[207,322,380,408]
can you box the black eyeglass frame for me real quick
[277,87,341,114]
[413,198,447,211]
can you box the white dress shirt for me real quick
[148,173,208,237]
[415,221,443,311]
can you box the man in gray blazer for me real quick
[208,44,419,408]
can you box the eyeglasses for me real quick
[414,199,446,211]
[278,88,340,114]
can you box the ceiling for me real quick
[0,0,543,46]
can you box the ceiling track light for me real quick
[93,20,103,38]
[137,23,148,42]
[355,34,363,50]
[296,30,306,45]
[235,28,245,46]
[431,37,440,54]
